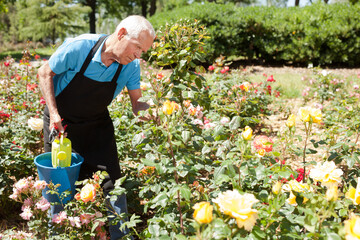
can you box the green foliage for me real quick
[207,57,275,127]
[149,2,360,66]
[149,19,210,109]
[0,53,45,218]
[16,0,90,44]
[2,21,360,239]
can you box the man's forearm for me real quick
[38,62,63,131]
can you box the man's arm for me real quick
[128,88,149,114]
[38,62,64,132]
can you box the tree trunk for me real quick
[140,0,147,17]
[52,25,56,45]
[87,0,96,33]
[295,0,300,6]
[149,0,156,16]
[324,0,329,3]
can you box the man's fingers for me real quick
[49,113,64,132]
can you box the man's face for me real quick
[115,29,153,65]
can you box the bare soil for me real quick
[242,65,360,78]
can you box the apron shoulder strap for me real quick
[79,35,108,75]
[111,64,123,83]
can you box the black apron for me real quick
[43,35,123,190]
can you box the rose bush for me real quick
[1,20,360,239]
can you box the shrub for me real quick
[149,2,360,67]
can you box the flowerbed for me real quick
[1,20,360,239]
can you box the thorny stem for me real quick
[166,123,184,234]
[303,123,310,183]
[351,131,360,154]
[238,155,244,189]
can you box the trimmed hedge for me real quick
[149,2,360,67]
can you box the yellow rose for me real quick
[213,190,258,231]
[286,114,296,128]
[298,106,322,124]
[309,161,343,188]
[310,108,322,124]
[28,117,44,131]
[346,177,360,205]
[257,149,266,157]
[298,107,311,122]
[282,180,311,206]
[140,82,150,91]
[162,100,178,115]
[272,181,282,195]
[240,82,251,92]
[241,126,253,141]
[193,202,213,224]
[80,184,96,203]
[325,185,338,201]
[286,192,297,205]
[344,213,360,239]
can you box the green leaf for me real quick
[180,185,191,201]
[151,193,168,208]
[229,116,241,130]
[339,209,347,217]
[181,130,191,143]
[202,145,211,155]
[212,218,231,238]
[255,164,266,180]
[179,49,187,56]
[213,125,224,137]
[215,173,230,185]
[175,83,187,90]
[174,235,187,240]
[142,158,157,167]
[258,190,269,201]
[91,221,100,233]
[252,225,266,239]
[195,77,202,89]
[179,59,187,70]
[132,133,144,147]
[326,233,341,240]
[345,155,355,168]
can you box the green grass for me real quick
[0,47,56,61]
[248,72,306,99]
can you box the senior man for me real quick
[38,15,155,239]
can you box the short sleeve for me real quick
[48,40,89,75]
[125,60,141,91]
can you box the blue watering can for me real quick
[34,152,83,204]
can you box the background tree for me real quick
[0,0,7,12]
[78,0,97,33]
[102,0,157,19]
[16,0,90,44]
[193,0,258,5]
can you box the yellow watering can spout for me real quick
[51,133,72,168]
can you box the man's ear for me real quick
[117,28,127,40]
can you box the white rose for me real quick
[28,118,43,131]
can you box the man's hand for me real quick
[50,112,64,132]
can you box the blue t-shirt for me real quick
[49,34,140,99]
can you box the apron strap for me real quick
[78,34,123,84]
[79,35,108,75]
[111,64,123,83]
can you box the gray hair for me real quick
[115,15,155,39]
